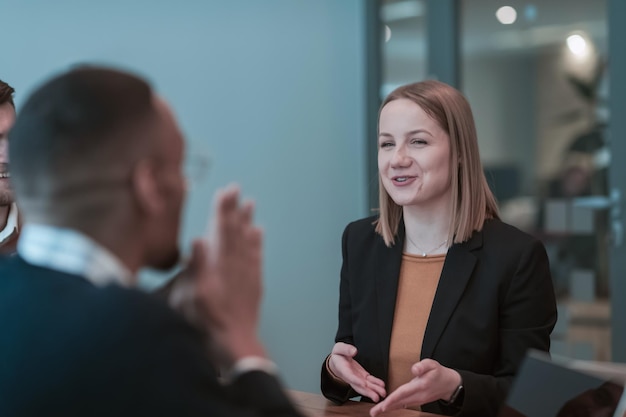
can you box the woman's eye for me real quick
[411,138,427,145]
[380,141,394,148]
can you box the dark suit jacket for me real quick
[0,256,303,417]
[321,216,557,417]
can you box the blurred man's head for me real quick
[0,80,16,208]
[9,67,186,272]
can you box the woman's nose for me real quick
[391,145,410,167]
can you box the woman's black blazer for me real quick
[321,216,557,417]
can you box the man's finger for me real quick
[190,239,208,269]
[240,200,254,226]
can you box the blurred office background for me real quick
[380,0,625,367]
[2,0,625,394]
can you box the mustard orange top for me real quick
[387,253,445,394]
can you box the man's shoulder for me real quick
[0,255,93,294]
[98,283,193,332]
[0,260,218,415]
[0,256,192,337]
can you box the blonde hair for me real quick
[375,80,499,247]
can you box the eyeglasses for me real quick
[183,145,212,189]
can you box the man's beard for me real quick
[152,247,181,271]
[0,163,12,206]
[0,188,13,206]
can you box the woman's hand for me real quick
[369,359,461,416]
[328,342,387,402]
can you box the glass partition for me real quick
[460,0,610,360]
[381,0,428,98]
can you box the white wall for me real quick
[2,0,368,392]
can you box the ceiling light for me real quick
[496,6,517,25]
[567,34,588,56]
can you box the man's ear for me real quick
[131,159,165,215]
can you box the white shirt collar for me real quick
[17,224,133,287]
[0,203,19,244]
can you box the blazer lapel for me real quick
[421,229,483,359]
[374,226,404,380]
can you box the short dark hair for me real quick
[0,79,15,108]
[9,66,157,211]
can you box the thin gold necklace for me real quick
[405,235,448,257]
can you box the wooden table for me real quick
[289,391,445,417]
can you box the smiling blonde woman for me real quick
[321,80,557,417]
